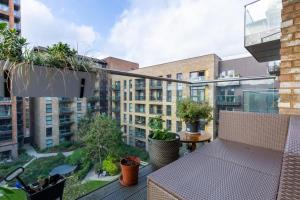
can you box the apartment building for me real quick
[112,54,220,150]
[0,0,21,32]
[30,57,138,149]
[216,56,278,113]
[0,0,24,160]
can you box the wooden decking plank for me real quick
[125,186,147,200]
[79,165,154,200]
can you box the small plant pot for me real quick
[186,121,199,133]
[120,156,140,186]
[148,133,180,169]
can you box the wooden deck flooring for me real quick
[79,165,155,200]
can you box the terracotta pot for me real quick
[120,156,140,186]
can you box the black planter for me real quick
[148,133,180,169]
[186,121,199,133]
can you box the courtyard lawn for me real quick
[80,180,110,193]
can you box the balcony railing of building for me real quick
[112,84,120,90]
[244,0,282,62]
[135,117,146,126]
[189,76,205,83]
[0,3,9,13]
[150,80,163,89]
[0,111,11,119]
[149,108,163,115]
[216,95,242,106]
[87,96,100,102]
[59,97,73,103]
[135,130,146,139]
[59,107,73,114]
[59,118,74,124]
[150,96,163,101]
[59,130,73,137]
[0,130,12,142]
[135,84,145,90]
[135,95,145,101]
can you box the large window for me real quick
[46,127,52,137]
[167,91,172,102]
[190,71,205,81]
[124,103,127,112]
[46,103,52,113]
[135,104,145,113]
[166,120,172,130]
[46,115,52,126]
[77,102,82,111]
[191,87,205,102]
[166,105,172,116]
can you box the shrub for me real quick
[94,162,102,174]
[66,148,88,166]
[102,155,119,176]
[77,161,92,180]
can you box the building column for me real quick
[8,0,14,30]
[279,0,300,115]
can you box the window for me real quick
[129,80,132,88]
[176,121,182,132]
[129,115,133,124]
[190,71,205,81]
[129,92,132,101]
[135,128,146,138]
[124,92,127,101]
[77,102,82,112]
[177,73,183,90]
[46,139,53,148]
[166,74,172,88]
[191,88,205,102]
[123,114,127,123]
[124,80,127,89]
[46,104,52,113]
[46,127,52,137]
[124,103,127,112]
[166,105,172,116]
[46,116,52,126]
[45,97,52,102]
[166,120,172,130]
[167,91,172,102]
[77,113,82,122]
[123,125,127,134]
[129,103,133,112]
[177,90,183,101]
[135,104,145,113]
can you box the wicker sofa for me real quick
[147,111,300,200]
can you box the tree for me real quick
[82,114,122,165]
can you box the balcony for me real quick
[59,107,73,114]
[59,97,73,103]
[216,95,242,106]
[59,119,74,125]
[0,112,11,119]
[59,131,73,137]
[150,96,162,101]
[0,130,12,142]
[112,84,120,90]
[0,3,9,13]
[111,107,120,113]
[150,80,163,89]
[149,109,163,115]
[135,84,145,90]
[245,0,282,62]
[135,96,145,101]
[135,120,146,126]
[87,96,100,102]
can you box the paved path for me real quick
[83,169,120,182]
[23,144,74,158]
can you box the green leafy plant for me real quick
[148,116,176,140]
[102,154,119,175]
[177,98,213,124]
[0,23,27,62]
[82,114,122,166]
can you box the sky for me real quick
[21,0,255,67]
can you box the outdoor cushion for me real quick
[148,139,283,200]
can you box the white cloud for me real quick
[22,0,99,52]
[105,0,254,66]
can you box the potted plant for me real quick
[148,116,180,168]
[177,98,213,133]
[0,23,99,98]
[120,156,140,186]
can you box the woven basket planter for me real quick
[148,133,180,169]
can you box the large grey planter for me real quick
[0,63,98,97]
[148,133,180,169]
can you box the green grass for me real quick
[0,153,33,181]
[19,153,65,184]
[36,141,82,153]
[80,180,110,192]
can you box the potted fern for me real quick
[148,116,180,168]
[177,98,213,133]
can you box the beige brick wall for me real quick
[112,54,220,150]
[279,0,300,115]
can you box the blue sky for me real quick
[22,0,254,66]
[38,0,129,38]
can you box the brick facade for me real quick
[279,0,300,115]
